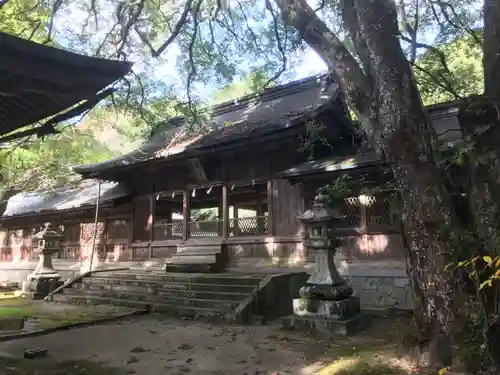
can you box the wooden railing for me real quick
[189,219,220,237]
[229,216,268,236]
[153,217,269,239]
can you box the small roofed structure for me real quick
[0,32,132,141]
[1,181,130,218]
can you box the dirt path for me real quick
[0,316,330,375]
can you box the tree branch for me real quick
[340,0,373,79]
[432,0,483,47]
[43,0,63,45]
[153,0,194,57]
[274,0,371,118]
[397,0,419,63]
[399,34,453,73]
[411,61,462,100]
[264,0,287,87]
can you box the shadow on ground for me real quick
[0,315,424,375]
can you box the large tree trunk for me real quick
[464,2,500,371]
[275,0,456,367]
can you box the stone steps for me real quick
[73,282,250,300]
[49,271,267,323]
[97,271,263,286]
[62,288,243,309]
[78,278,257,294]
[51,294,232,321]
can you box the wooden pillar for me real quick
[148,196,154,242]
[147,196,154,258]
[360,203,367,231]
[222,184,229,239]
[218,205,223,236]
[233,205,240,236]
[166,206,173,238]
[102,219,109,261]
[182,190,191,241]
[266,180,275,236]
[256,195,264,234]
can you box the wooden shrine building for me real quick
[0,74,465,309]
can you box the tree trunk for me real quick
[275,0,456,367]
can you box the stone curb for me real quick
[0,309,148,342]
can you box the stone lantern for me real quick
[23,222,64,299]
[298,192,353,300]
[282,193,362,335]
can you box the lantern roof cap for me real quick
[34,222,62,240]
[298,193,344,223]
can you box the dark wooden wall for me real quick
[271,179,305,236]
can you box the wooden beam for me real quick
[267,180,275,236]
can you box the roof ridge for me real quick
[144,74,330,141]
[211,73,328,116]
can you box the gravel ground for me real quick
[0,316,329,375]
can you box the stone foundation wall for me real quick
[339,260,412,310]
[230,259,413,311]
[345,274,411,310]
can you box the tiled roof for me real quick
[0,32,132,139]
[1,180,129,218]
[73,74,342,176]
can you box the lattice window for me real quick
[331,197,361,227]
[365,195,394,226]
[330,194,395,229]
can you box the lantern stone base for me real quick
[299,283,354,301]
[281,314,363,336]
[281,296,363,336]
[293,296,360,319]
[22,278,64,300]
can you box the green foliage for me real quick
[0,0,49,40]
[212,69,275,104]
[416,32,483,106]
[297,121,331,159]
[0,126,114,194]
[446,255,500,290]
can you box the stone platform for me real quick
[281,296,363,336]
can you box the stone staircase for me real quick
[49,270,270,323]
